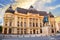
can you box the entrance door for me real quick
[4,28,7,34]
[33,30,35,34]
[9,28,11,34]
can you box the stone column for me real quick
[13,28,17,34]
[27,17,30,34]
[32,29,33,34]
[23,18,24,27]
[2,28,4,34]
[7,28,9,34]
[38,18,40,27]
[14,15,18,27]
[23,29,24,34]
[12,28,14,34]
[14,15,17,34]
[38,29,40,34]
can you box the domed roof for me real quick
[5,5,15,13]
[49,12,54,17]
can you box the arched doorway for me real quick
[9,28,12,34]
[51,29,54,33]
[33,30,35,34]
[17,28,19,34]
[4,28,7,34]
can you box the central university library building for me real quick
[2,6,56,36]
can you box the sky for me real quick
[0,0,60,25]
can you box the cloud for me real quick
[0,22,3,26]
[0,3,5,7]
[33,0,56,11]
[41,0,55,3]
[0,4,10,26]
[12,0,37,9]
[47,5,60,10]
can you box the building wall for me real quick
[2,11,56,35]
[55,17,60,32]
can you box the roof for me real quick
[5,6,54,17]
[48,12,54,17]
[16,7,48,16]
[16,7,28,14]
[5,5,15,13]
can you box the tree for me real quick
[0,26,2,33]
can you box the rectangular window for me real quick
[24,22,26,27]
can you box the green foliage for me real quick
[0,26,2,32]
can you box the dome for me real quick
[5,5,15,13]
[49,12,54,17]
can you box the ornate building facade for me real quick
[55,16,60,32]
[2,5,56,36]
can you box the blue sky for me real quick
[0,0,60,25]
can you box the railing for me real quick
[1,34,45,38]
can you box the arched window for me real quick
[40,29,42,33]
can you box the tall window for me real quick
[33,30,35,34]
[29,22,32,27]
[40,29,42,33]
[24,29,26,34]
[18,17,20,20]
[21,29,23,34]
[21,22,23,27]
[33,18,35,21]
[17,21,19,27]
[33,22,35,27]
[5,21,8,26]
[29,18,32,21]
[24,18,26,21]
[24,22,26,27]
[51,25,53,27]
[5,23,7,26]
[10,21,12,26]
[9,28,11,34]
[36,23,38,27]
[17,28,19,34]
[40,23,42,27]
